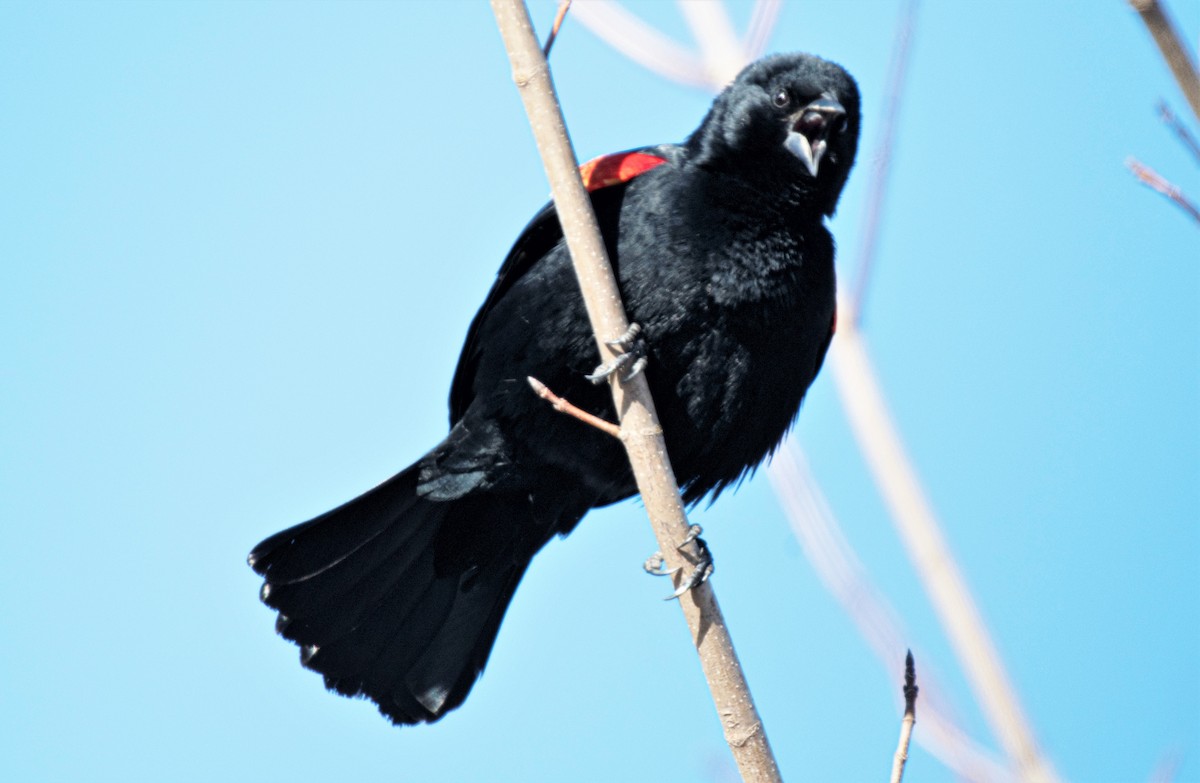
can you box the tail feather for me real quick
[248,461,540,724]
[316,574,455,682]
[267,515,440,646]
[248,469,422,584]
[402,560,528,716]
[356,575,460,699]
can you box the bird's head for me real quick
[687,53,861,216]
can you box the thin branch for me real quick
[489,3,782,781]
[1126,156,1200,225]
[1158,101,1200,165]
[851,0,919,324]
[527,376,621,438]
[830,307,1061,783]
[889,651,919,783]
[1128,0,1200,123]
[542,0,572,58]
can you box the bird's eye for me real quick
[834,116,848,134]
[772,88,790,108]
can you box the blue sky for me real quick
[2,2,1196,781]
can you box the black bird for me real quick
[249,52,860,725]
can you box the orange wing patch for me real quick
[578,151,668,193]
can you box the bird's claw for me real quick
[677,523,703,549]
[587,323,648,384]
[667,559,713,599]
[643,524,714,600]
[606,323,643,354]
[643,552,676,577]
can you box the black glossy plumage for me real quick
[249,53,860,725]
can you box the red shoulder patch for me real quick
[578,151,667,193]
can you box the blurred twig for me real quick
[830,308,1060,783]
[572,0,781,90]
[767,444,1014,782]
[1148,746,1183,783]
[570,0,710,88]
[678,0,744,87]
[837,5,1060,777]
[490,3,781,780]
[1128,0,1200,123]
[1157,101,1200,165]
[851,0,919,324]
[1126,156,1200,225]
[741,0,782,64]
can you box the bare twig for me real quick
[1128,0,1200,123]
[889,651,919,783]
[1126,156,1200,225]
[490,3,782,780]
[767,444,1014,782]
[1158,101,1200,165]
[851,0,919,324]
[527,376,621,438]
[542,0,572,58]
[830,308,1061,783]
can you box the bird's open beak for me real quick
[784,94,847,177]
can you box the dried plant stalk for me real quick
[1128,0,1200,122]
[490,2,781,780]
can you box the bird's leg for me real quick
[586,322,648,384]
[643,524,715,600]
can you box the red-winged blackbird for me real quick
[250,52,860,725]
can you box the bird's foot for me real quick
[586,322,648,384]
[643,524,714,600]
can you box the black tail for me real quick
[248,463,534,724]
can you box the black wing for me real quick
[447,146,679,424]
[447,198,565,425]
